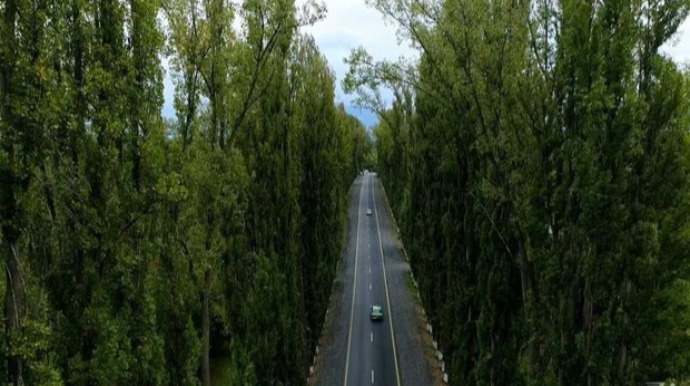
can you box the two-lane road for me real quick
[344,173,401,386]
[313,172,433,386]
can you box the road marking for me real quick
[369,267,371,274]
[369,284,372,291]
[370,332,373,342]
[372,178,402,386]
[343,176,365,386]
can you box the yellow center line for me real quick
[372,176,402,386]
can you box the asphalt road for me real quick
[312,172,433,386]
[344,172,401,386]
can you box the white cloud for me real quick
[300,0,417,107]
[161,3,690,121]
[161,0,416,120]
[162,56,176,119]
[662,18,690,66]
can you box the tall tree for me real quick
[346,0,690,384]
[0,0,373,384]
[0,0,61,383]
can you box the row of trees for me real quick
[347,0,690,384]
[0,0,370,385]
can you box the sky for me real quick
[161,0,690,128]
[299,0,418,126]
[161,0,417,128]
[664,19,690,64]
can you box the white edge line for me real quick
[372,177,402,386]
[343,176,365,386]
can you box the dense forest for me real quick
[0,0,374,384]
[346,0,690,384]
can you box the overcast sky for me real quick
[161,0,690,127]
[161,0,416,127]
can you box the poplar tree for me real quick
[0,0,378,384]
[347,0,690,384]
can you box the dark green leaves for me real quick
[350,0,690,384]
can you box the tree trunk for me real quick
[201,269,211,386]
[517,240,539,380]
[2,1,22,383]
[4,240,24,386]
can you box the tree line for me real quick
[0,0,372,385]
[346,0,690,384]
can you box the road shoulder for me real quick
[375,177,444,386]
[309,177,361,386]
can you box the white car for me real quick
[370,305,384,321]
[366,209,372,216]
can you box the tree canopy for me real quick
[346,0,690,384]
[0,0,371,385]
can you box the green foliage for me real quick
[348,0,690,384]
[0,0,363,385]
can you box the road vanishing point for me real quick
[343,173,401,385]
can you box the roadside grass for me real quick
[407,270,419,299]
